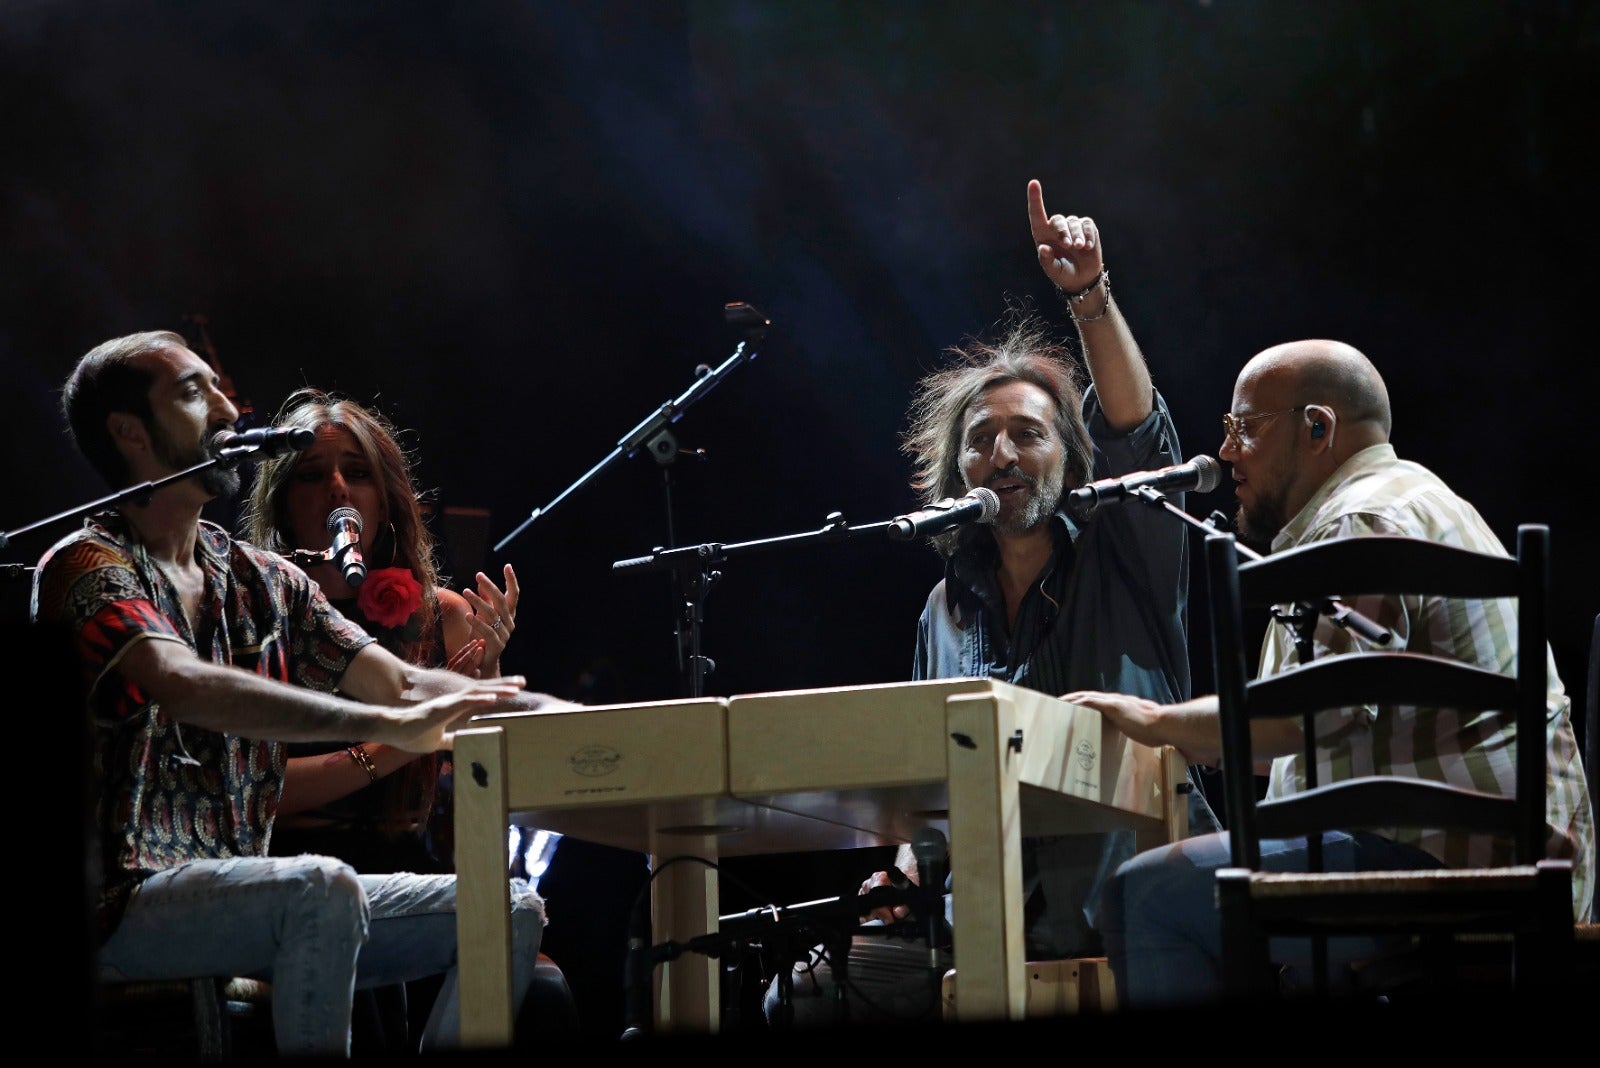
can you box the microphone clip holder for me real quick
[209,442,261,469]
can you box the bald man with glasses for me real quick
[1063,338,1594,1006]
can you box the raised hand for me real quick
[460,563,520,677]
[1028,178,1105,295]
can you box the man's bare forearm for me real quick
[139,644,407,742]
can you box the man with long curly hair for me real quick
[771,180,1219,1026]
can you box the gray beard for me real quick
[992,473,1063,536]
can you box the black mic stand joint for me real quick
[613,510,888,698]
[679,554,721,698]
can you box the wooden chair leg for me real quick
[190,978,228,1062]
[1216,868,1273,1003]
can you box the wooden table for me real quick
[453,677,1186,1046]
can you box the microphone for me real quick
[325,507,367,588]
[1064,455,1221,521]
[910,827,950,965]
[209,425,316,463]
[620,899,652,1039]
[887,487,1000,542]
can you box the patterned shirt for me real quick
[31,512,373,943]
[915,387,1220,955]
[1263,444,1594,920]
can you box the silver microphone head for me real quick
[326,506,363,535]
[1191,455,1222,493]
[971,486,1001,523]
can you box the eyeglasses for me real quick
[1222,406,1305,448]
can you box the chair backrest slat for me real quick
[1205,524,1550,873]
[1236,535,1522,605]
[1254,777,1518,842]
[1245,655,1519,720]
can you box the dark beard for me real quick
[198,463,242,501]
[151,424,241,501]
[1234,499,1283,554]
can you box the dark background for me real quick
[5,0,1596,1043]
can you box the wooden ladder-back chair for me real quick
[1204,523,1577,1002]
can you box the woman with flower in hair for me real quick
[239,388,541,1048]
[240,387,520,875]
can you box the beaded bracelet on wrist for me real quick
[1059,267,1113,323]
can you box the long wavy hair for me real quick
[240,388,446,664]
[240,388,452,843]
[899,311,1095,557]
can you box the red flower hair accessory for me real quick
[357,567,424,630]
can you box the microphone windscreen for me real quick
[1191,455,1221,493]
[912,825,948,857]
[972,486,1000,523]
[326,506,363,535]
[911,826,950,889]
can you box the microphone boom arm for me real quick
[611,498,975,697]
[495,303,770,554]
[2,456,233,552]
[1139,486,1392,646]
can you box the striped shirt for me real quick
[1263,444,1594,920]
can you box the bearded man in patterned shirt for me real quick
[34,330,575,1057]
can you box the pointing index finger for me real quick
[1027,178,1052,242]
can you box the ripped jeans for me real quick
[96,855,545,1058]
